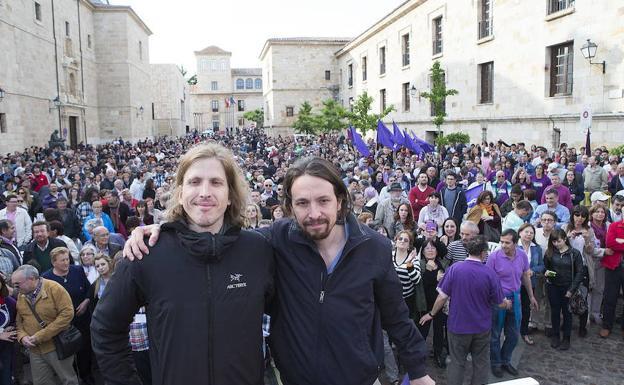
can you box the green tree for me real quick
[178,65,187,77]
[420,61,458,136]
[292,102,317,135]
[243,109,264,128]
[345,91,395,135]
[316,98,347,134]
[435,131,470,147]
[187,74,198,86]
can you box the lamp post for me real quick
[580,39,606,74]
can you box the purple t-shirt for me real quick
[486,248,529,295]
[438,259,504,334]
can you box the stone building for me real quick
[0,0,153,153]
[259,37,351,137]
[188,46,263,133]
[150,64,189,137]
[263,0,624,148]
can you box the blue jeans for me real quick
[490,307,519,367]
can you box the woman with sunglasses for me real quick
[565,205,596,337]
[544,229,584,350]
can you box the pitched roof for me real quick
[194,46,232,56]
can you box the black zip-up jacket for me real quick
[262,214,427,385]
[90,222,274,385]
[544,247,584,292]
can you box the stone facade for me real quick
[0,0,154,153]
[262,1,624,148]
[151,64,189,137]
[188,46,263,133]
[259,38,351,137]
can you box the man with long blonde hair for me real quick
[91,143,274,385]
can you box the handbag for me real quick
[567,252,589,316]
[25,299,83,360]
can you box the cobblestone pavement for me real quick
[423,321,624,385]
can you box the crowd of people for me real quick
[0,126,623,385]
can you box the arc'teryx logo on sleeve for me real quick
[227,273,247,290]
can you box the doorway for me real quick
[69,116,78,149]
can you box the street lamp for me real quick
[49,96,61,112]
[409,84,420,101]
[0,87,5,102]
[580,39,606,74]
[137,105,144,118]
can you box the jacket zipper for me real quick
[207,237,215,385]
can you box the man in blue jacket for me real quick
[125,157,434,385]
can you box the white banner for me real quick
[579,105,592,134]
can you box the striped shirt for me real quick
[446,240,469,265]
[393,252,421,298]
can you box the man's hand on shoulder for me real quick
[123,224,161,261]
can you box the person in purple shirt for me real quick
[419,236,508,385]
[540,174,573,210]
[530,164,551,202]
[486,229,539,379]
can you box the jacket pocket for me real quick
[357,329,380,376]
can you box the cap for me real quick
[389,182,403,192]
[590,191,610,203]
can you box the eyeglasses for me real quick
[397,237,410,242]
[541,218,555,222]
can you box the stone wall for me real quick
[151,64,188,137]
[335,0,624,148]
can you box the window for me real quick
[220,60,227,71]
[347,64,353,86]
[325,70,331,80]
[549,42,573,96]
[65,21,70,37]
[34,1,42,21]
[401,34,410,66]
[429,72,447,116]
[481,127,488,142]
[212,119,220,130]
[245,78,253,89]
[238,100,245,112]
[236,79,244,90]
[0,113,6,133]
[362,56,367,81]
[211,81,218,91]
[348,97,354,112]
[87,34,92,49]
[180,100,185,121]
[379,47,386,74]
[211,100,219,112]
[380,89,386,111]
[152,103,155,120]
[139,41,143,61]
[286,106,294,117]
[479,61,494,103]
[478,0,492,39]
[432,17,443,55]
[255,78,262,89]
[548,0,574,14]
[402,82,410,112]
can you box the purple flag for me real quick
[585,129,591,156]
[392,121,405,150]
[412,134,435,153]
[349,126,371,157]
[465,183,486,208]
[376,120,394,149]
[403,131,423,155]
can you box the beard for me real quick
[302,218,334,240]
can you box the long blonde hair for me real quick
[164,143,248,228]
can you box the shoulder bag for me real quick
[567,251,589,316]
[25,299,83,360]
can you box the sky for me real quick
[111,0,406,75]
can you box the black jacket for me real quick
[609,175,624,196]
[544,247,584,292]
[90,222,275,385]
[439,186,468,225]
[262,214,427,385]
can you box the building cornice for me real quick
[259,37,352,61]
[92,4,153,35]
[335,0,427,58]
